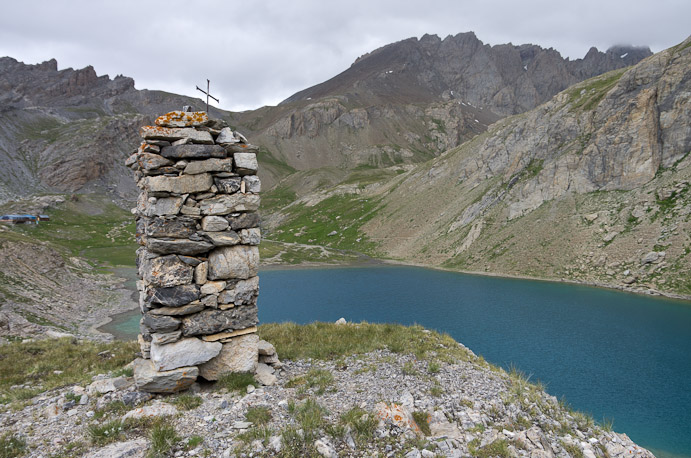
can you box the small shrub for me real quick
[429,385,444,397]
[171,394,203,411]
[88,419,124,446]
[147,420,180,458]
[245,406,272,426]
[412,411,431,436]
[561,441,584,458]
[340,407,377,445]
[291,399,327,432]
[474,439,511,458]
[0,433,26,458]
[185,436,203,449]
[427,360,440,374]
[402,361,417,376]
[217,372,255,393]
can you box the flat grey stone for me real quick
[137,153,173,171]
[228,212,261,230]
[202,230,241,247]
[144,216,197,238]
[142,255,194,287]
[133,358,199,393]
[146,238,214,255]
[233,152,258,175]
[214,177,242,194]
[141,126,213,144]
[219,276,259,306]
[161,144,226,160]
[181,306,258,336]
[148,301,205,316]
[184,158,234,175]
[143,173,213,194]
[201,215,230,232]
[150,337,222,371]
[242,175,261,193]
[142,313,181,333]
[152,330,182,345]
[199,194,260,215]
[239,228,261,245]
[146,284,200,307]
[85,438,148,458]
[140,196,183,217]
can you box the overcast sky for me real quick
[1,0,688,112]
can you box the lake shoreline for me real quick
[261,257,691,303]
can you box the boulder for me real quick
[227,212,261,230]
[141,313,181,333]
[198,334,259,380]
[134,358,199,393]
[219,277,259,306]
[150,337,222,371]
[208,245,259,280]
[87,376,131,395]
[239,228,261,245]
[257,340,276,356]
[140,196,184,217]
[137,153,173,171]
[216,127,246,144]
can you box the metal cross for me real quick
[196,79,219,113]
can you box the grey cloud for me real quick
[0,0,688,111]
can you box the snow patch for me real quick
[620,53,629,58]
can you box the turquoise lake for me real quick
[104,266,691,458]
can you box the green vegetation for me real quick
[88,419,125,446]
[259,239,362,265]
[11,194,137,268]
[147,420,180,458]
[567,69,626,112]
[0,433,27,458]
[171,394,203,411]
[412,411,431,435]
[217,371,256,393]
[258,322,472,363]
[245,406,272,426]
[281,399,327,457]
[0,338,138,408]
[285,368,335,395]
[338,407,378,446]
[270,194,380,255]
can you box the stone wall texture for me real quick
[126,111,279,393]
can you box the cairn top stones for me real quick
[155,111,209,128]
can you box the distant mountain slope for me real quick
[232,33,651,173]
[283,32,651,115]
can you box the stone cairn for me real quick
[125,110,280,393]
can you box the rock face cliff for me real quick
[265,38,690,297]
[0,57,230,204]
[359,38,690,296]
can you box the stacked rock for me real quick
[125,110,279,393]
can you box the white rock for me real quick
[198,334,259,380]
[85,438,148,458]
[123,400,178,420]
[87,376,131,395]
[335,317,347,325]
[314,438,337,458]
[254,362,277,386]
[151,337,222,371]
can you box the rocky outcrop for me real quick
[348,38,690,297]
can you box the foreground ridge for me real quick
[0,323,654,457]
